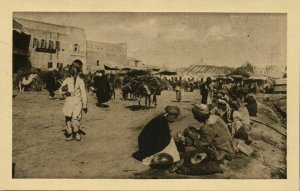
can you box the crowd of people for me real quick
[15,64,259,169]
[133,76,258,175]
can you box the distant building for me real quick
[13,17,129,74]
[126,57,144,67]
[14,17,87,73]
[254,65,286,78]
[86,40,127,73]
[179,65,233,80]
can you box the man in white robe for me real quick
[59,62,88,141]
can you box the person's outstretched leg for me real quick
[72,118,81,141]
[65,116,74,141]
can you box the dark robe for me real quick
[93,75,111,104]
[133,114,171,161]
[245,95,257,117]
[200,83,208,104]
[45,71,60,97]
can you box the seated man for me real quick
[184,104,235,161]
[211,100,252,145]
[230,101,252,145]
[132,105,181,166]
[244,93,258,117]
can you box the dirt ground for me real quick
[12,89,286,179]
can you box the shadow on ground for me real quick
[126,105,155,111]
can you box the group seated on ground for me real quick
[133,79,258,176]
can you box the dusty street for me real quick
[12,89,286,179]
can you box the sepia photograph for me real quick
[11,12,288,179]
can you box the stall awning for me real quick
[158,68,177,75]
[247,75,268,81]
[104,64,119,70]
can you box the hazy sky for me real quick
[14,12,286,68]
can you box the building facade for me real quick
[126,57,144,67]
[254,65,286,78]
[14,18,87,73]
[86,40,127,73]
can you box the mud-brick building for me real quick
[13,17,87,73]
[126,57,144,67]
[86,40,127,73]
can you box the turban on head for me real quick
[206,77,212,84]
[230,101,239,111]
[192,104,210,117]
[165,105,180,115]
[70,61,82,73]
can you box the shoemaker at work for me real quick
[133,105,181,165]
[184,104,235,161]
[59,61,88,141]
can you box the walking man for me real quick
[59,61,88,141]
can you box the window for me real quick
[41,39,45,48]
[36,40,40,48]
[56,63,63,69]
[74,44,80,52]
[97,60,99,66]
[48,40,54,49]
[48,62,53,68]
[55,41,60,50]
[33,38,37,48]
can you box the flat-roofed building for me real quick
[14,17,87,73]
[86,40,127,73]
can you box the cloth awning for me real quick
[104,64,119,70]
[13,30,31,56]
[120,66,147,71]
[158,68,177,75]
[229,75,244,79]
[247,75,268,81]
[13,19,23,33]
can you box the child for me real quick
[59,61,88,141]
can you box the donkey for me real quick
[135,84,159,108]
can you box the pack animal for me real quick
[135,84,159,108]
[121,83,136,100]
[18,74,38,92]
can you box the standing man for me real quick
[59,61,88,141]
[200,77,213,104]
[45,68,59,99]
[107,73,116,99]
[93,70,111,107]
